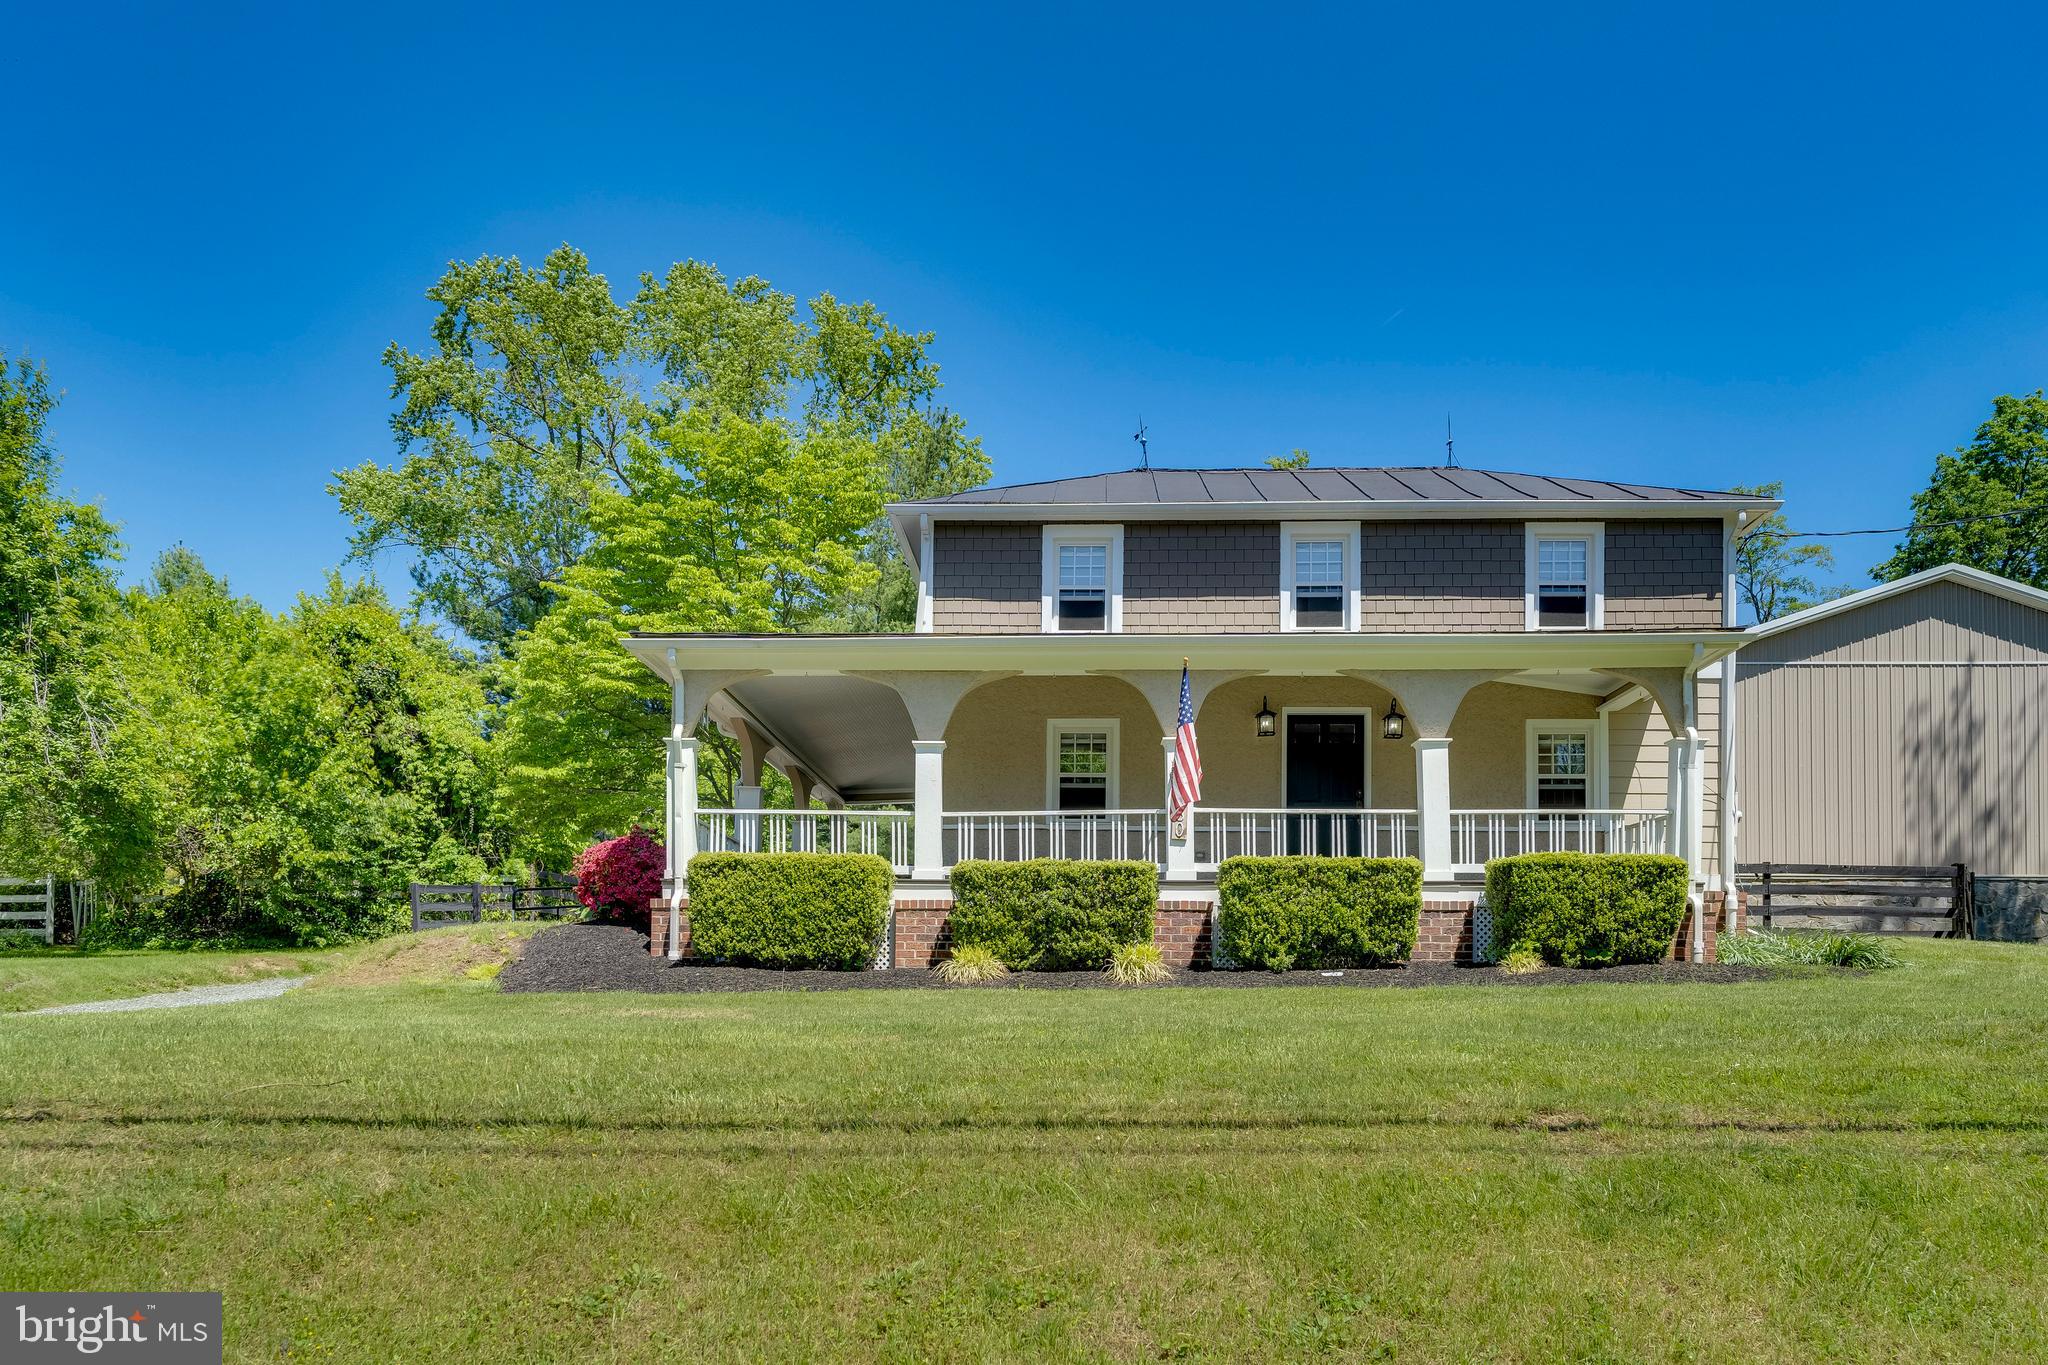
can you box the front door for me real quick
[1285,714,1365,854]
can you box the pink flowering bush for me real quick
[573,828,666,922]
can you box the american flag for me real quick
[1170,660,1202,819]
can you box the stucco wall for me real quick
[941,675,1164,810]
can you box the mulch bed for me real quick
[499,923,1772,995]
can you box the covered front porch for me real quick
[627,630,1736,896]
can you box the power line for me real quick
[1777,503,2048,540]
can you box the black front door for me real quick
[1285,714,1365,854]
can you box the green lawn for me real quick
[0,945,344,1013]
[3,938,2045,1361]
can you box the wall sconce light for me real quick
[1382,701,1407,741]
[1255,696,1277,738]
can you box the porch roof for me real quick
[627,630,1740,804]
[624,628,1745,680]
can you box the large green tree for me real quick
[113,555,509,944]
[497,412,886,862]
[1730,481,1843,622]
[1876,392,2048,588]
[0,355,147,885]
[333,247,987,649]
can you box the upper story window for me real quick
[1524,523,1604,630]
[1041,525,1124,632]
[1281,522,1360,631]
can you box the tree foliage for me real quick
[1876,392,2048,589]
[99,557,510,945]
[1263,448,1311,470]
[0,355,147,885]
[333,247,988,649]
[1730,481,1843,622]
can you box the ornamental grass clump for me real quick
[935,945,1010,984]
[1719,930,1903,970]
[1105,941,1172,985]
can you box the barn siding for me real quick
[1736,579,2048,875]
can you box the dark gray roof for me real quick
[897,466,1751,507]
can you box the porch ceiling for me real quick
[723,675,917,803]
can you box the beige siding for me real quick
[1361,520,1525,631]
[1697,671,1723,872]
[1605,520,1724,629]
[1605,694,1671,810]
[1736,581,2048,875]
[930,522,1039,633]
[1124,523,1280,632]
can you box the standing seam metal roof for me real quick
[896,466,1750,506]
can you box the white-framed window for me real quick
[1281,522,1361,631]
[1041,525,1124,633]
[1525,720,1603,810]
[1524,523,1604,630]
[1046,719,1120,810]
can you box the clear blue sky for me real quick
[6,3,2046,612]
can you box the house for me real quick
[624,466,1778,965]
[1733,563,2048,936]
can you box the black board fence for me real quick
[409,875,582,930]
[1737,863,1972,939]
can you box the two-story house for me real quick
[625,466,1776,964]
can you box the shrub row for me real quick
[1484,852,1689,967]
[687,852,892,970]
[1215,857,1422,970]
[949,859,1156,970]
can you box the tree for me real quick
[111,556,509,944]
[1875,392,2048,589]
[496,412,887,862]
[1264,449,1311,469]
[333,248,985,647]
[1730,481,1844,623]
[0,355,146,885]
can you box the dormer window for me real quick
[1281,523,1359,631]
[1525,523,1605,630]
[1041,525,1124,633]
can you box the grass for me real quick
[2,937,2045,1360]
[0,944,344,1013]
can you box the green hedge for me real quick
[1216,857,1422,970]
[687,852,892,970]
[1484,853,1689,967]
[948,860,1157,970]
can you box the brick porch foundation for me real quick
[651,888,1745,966]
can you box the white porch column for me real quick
[912,739,947,880]
[1665,735,1692,870]
[1162,735,1196,882]
[1414,737,1454,882]
[1683,734,1707,887]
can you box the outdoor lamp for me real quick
[1382,701,1407,741]
[1255,697,1277,738]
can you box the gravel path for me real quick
[21,976,311,1016]
[501,923,1771,994]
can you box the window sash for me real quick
[1536,537,1590,627]
[1533,730,1590,809]
[1054,543,1111,631]
[1056,730,1111,810]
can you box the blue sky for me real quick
[5,2,2047,612]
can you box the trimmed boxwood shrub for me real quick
[948,860,1157,970]
[1216,857,1422,970]
[687,852,892,970]
[1485,852,1689,967]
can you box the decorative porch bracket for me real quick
[1099,669,1264,882]
[850,670,1020,880]
[1342,669,1510,882]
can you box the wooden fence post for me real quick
[409,883,423,932]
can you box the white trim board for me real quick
[1040,524,1125,634]
[1279,521,1362,632]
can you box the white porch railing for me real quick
[697,809,914,875]
[1194,809,1419,870]
[1449,809,1672,875]
[947,810,1167,866]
